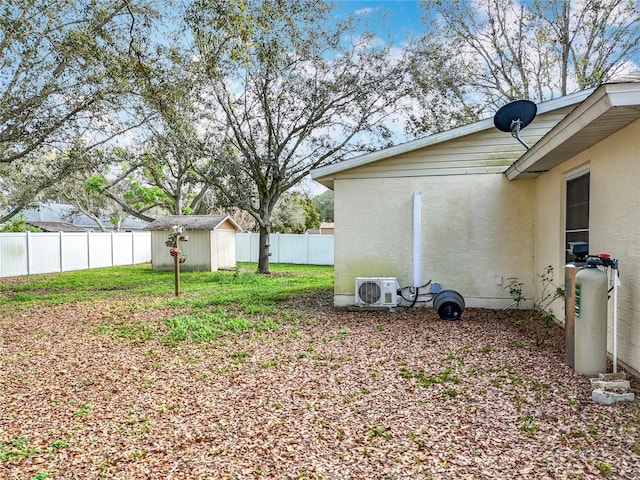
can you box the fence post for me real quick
[110,231,115,267]
[59,231,63,272]
[26,231,32,274]
[87,232,91,269]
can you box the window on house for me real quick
[565,171,590,262]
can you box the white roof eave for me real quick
[506,83,640,180]
[310,88,595,189]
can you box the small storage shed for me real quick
[146,215,241,271]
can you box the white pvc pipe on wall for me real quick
[413,192,422,288]
[612,262,619,373]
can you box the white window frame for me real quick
[565,164,590,261]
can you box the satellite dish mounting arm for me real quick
[510,119,530,149]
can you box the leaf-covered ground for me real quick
[1,291,639,479]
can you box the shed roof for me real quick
[144,215,241,231]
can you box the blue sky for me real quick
[334,1,425,44]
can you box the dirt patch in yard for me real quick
[1,296,638,479]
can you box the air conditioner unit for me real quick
[355,277,398,307]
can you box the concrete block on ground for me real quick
[598,372,627,381]
[592,389,635,405]
[589,379,631,393]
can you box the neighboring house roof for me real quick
[311,88,595,189]
[506,80,640,180]
[27,221,86,232]
[145,215,241,231]
[19,202,147,231]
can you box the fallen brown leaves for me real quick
[1,297,639,480]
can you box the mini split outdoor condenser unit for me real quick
[355,277,398,307]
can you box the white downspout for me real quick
[413,192,422,288]
[612,260,619,373]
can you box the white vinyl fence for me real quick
[236,232,334,265]
[0,231,151,277]
[0,231,333,277]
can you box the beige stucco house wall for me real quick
[530,119,640,374]
[312,80,640,374]
[146,215,241,272]
[315,89,593,308]
[334,175,535,308]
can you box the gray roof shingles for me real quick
[144,215,236,231]
[27,221,86,232]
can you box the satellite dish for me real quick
[493,99,537,149]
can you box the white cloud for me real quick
[354,8,375,16]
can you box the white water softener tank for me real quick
[573,265,608,376]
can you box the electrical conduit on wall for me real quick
[413,192,422,288]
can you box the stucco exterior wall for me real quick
[334,174,535,308]
[532,119,640,373]
[530,159,570,319]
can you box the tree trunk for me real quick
[257,222,271,274]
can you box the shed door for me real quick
[216,229,236,268]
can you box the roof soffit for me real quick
[506,83,640,180]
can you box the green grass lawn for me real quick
[0,262,334,346]
[0,262,333,306]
